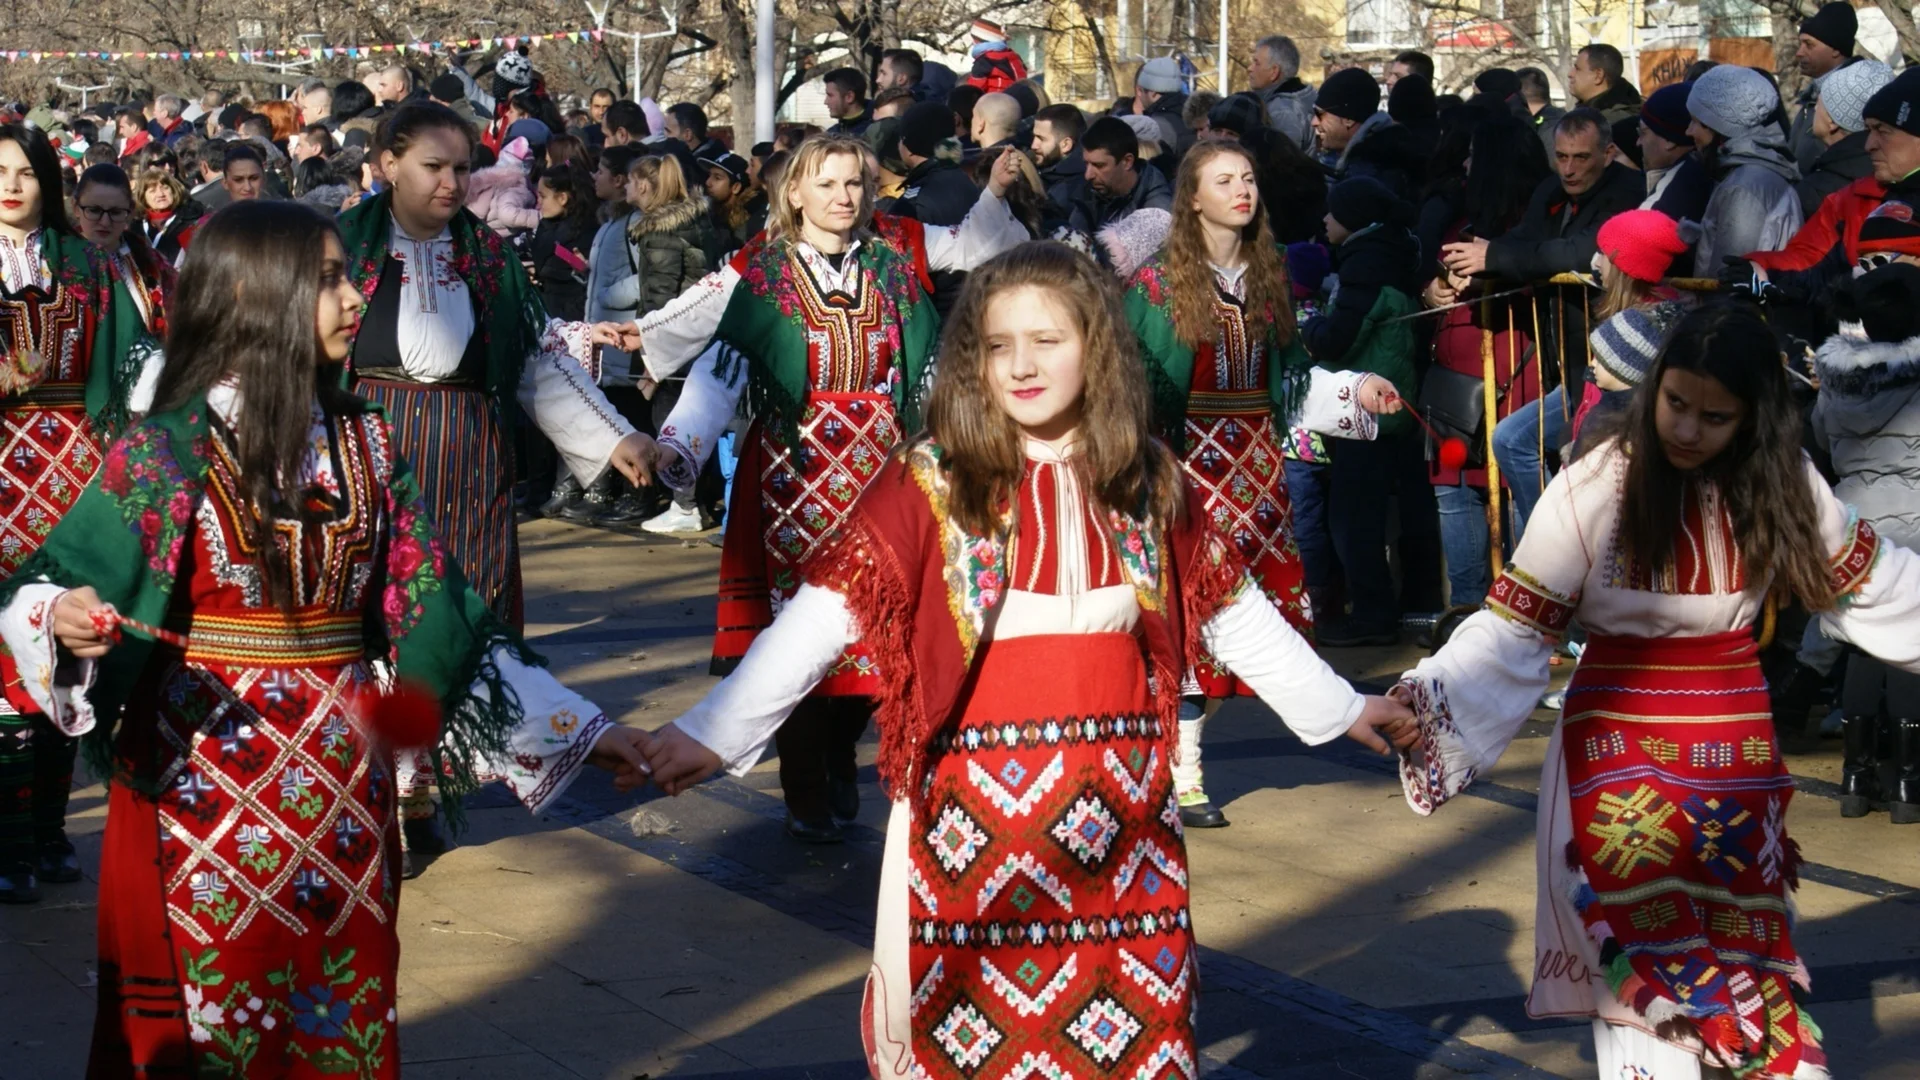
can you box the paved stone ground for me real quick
[4,519,1917,1079]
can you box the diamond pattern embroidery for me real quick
[928,801,992,879]
[1050,791,1121,871]
[932,996,1003,1073]
[1586,785,1681,878]
[1064,991,1142,1066]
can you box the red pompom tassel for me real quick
[1437,437,1470,471]
[358,680,443,748]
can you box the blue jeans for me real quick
[1283,458,1338,591]
[1491,386,1568,542]
[1435,482,1492,607]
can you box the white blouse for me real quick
[632,187,1032,383]
[673,437,1369,776]
[0,227,48,294]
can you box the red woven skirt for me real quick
[1562,629,1823,1076]
[904,632,1197,1078]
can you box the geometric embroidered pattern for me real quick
[977,852,1075,917]
[932,996,1004,1073]
[1586,785,1681,878]
[1682,795,1754,885]
[1487,564,1576,638]
[1585,731,1626,762]
[1119,945,1191,1007]
[1063,991,1141,1067]
[1104,746,1156,804]
[1050,791,1122,871]
[929,801,993,880]
[969,752,1066,818]
[1111,840,1188,900]
[979,954,1077,1018]
[1689,742,1735,769]
[1639,737,1681,765]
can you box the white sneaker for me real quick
[641,503,705,534]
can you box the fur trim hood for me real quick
[628,194,709,238]
[1097,208,1172,279]
[1814,328,1920,433]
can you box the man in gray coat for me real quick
[1248,35,1316,150]
[1789,2,1861,172]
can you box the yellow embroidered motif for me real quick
[1628,899,1680,931]
[1709,908,1750,938]
[1587,785,1681,877]
[1740,737,1774,765]
[1638,737,1681,764]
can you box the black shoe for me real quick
[828,778,860,823]
[556,473,614,524]
[1179,801,1229,828]
[1841,713,1882,818]
[592,490,656,528]
[0,862,39,904]
[34,837,80,884]
[785,813,844,844]
[1893,717,1920,824]
[403,815,449,857]
[1316,618,1399,648]
[538,474,583,519]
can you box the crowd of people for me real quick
[0,6,1916,1079]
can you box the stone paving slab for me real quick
[3,519,1917,1079]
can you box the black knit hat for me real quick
[1835,262,1920,344]
[1389,73,1437,124]
[1327,175,1404,233]
[1800,1,1857,57]
[1862,68,1920,138]
[899,100,956,158]
[429,73,466,105]
[1474,68,1522,101]
[1207,93,1267,137]
[1317,68,1381,123]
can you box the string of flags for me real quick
[0,28,607,65]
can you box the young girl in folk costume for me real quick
[72,164,172,338]
[1124,140,1402,827]
[1393,302,1920,1079]
[642,242,1415,1080]
[3,202,651,1078]
[627,136,1032,840]
[337,102,651,852]
[0,128,154,904]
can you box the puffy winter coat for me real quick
[1813,329,1920,548]
[1693,133,1803,277]
[1256,78,1317,151]
[603,196,717,331]
[465,151,541,236]
[586,209,639,384]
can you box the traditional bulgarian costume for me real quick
[0,389,617,1078]
[1394,442,1920,1078]
[1125,257,1379,819]
[645,198,1028,820]
[0,227,151,893]
[672,437,1371,1079]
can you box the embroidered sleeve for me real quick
[518,318,637,486]
[1810,460,1920,673]
[1295,367,1380,441]
[463,648,614,814]
[638,263,742,382]
[0,583,98,735]
[656,343,746,490]
[922,189,1031,273]
[1486,565,1578,640]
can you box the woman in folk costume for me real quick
[336,102,650,854]
[1124,140,1401,828]
[71,164,173,339]
[335,101,652,629]
[641,242,1415,1080]
[1392,303,1920,1079]
[0,128,154,904]
[2,202,650,1078]
[630,135,1032,841]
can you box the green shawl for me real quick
[711,235,939,449]
[41,228,149,438]
[0,396,538,824]
[1123,254,1311,452]
[335,191,548,418]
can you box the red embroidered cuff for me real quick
[1828,517,1880,601]
[1487,566,1577,639]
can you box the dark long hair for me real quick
[0,123,74,235]
[1462,116,1549,238]
[150,201,360,610]
[1616,302,1834,610]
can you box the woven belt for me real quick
[1185,389,1269,416]
[165,610,365,667]
[1,382,86,409]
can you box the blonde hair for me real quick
[1164,142,1294,350]
[767,135,875,243]
[135,167,187,213]
[1597,254,1658,319]
[925,241,1184,535]
[627,154,689,213]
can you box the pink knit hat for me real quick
[1596,210,1689,284]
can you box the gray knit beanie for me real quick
[1593,301,1685,389]
[1686,65,1780,138]
[1821,60,1894,134]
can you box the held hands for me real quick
[1357,376,1405,416]
[641,722,723,795]
[51,587,116,659]
[609,431,667,488]
[1345,694,1417,755]
[587,725,657,792]
[588,321,643,353]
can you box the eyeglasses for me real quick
[1859,252,1900,272]
[77,205,130,223]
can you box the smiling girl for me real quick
[642,242,1413,1079]
[1392,302,1920,1079]
[0,201,649,1077]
